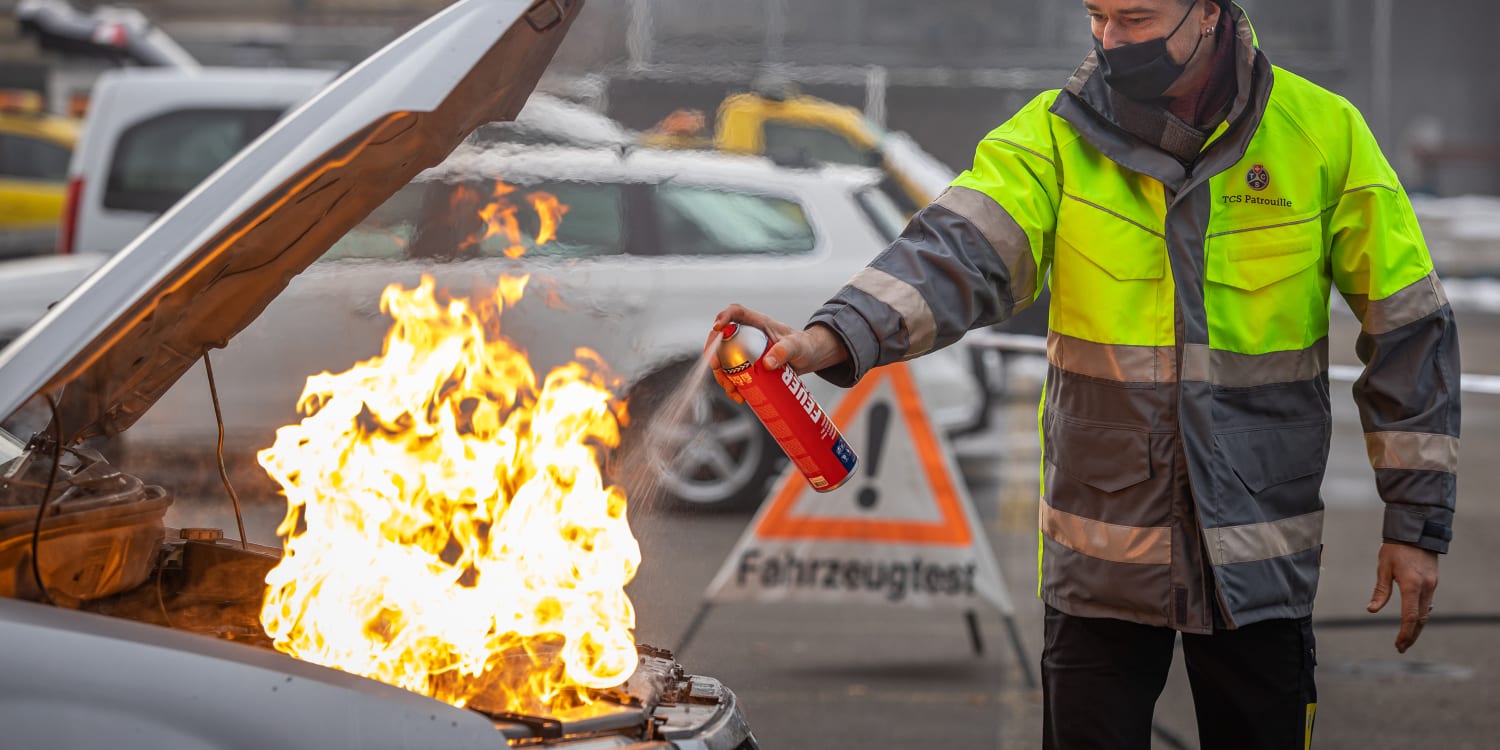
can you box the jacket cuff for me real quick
[1382,503,1454,554]
[807,303,880,388]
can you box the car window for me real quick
[105,108,284,213]
[650,184,816,257]
[323,179,627,262]
[319,183,425,261]
[856,185,909,243]
[0,133,70,181]
[762,122,869,166]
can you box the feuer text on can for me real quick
[715,323,858,492]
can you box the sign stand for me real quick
[675,362,1035,688]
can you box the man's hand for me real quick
[705,304,850,404]
[1367,542,1440,653]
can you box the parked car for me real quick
[0,2,756,748]
[0,89,78,259]
[130,142,986,512]
[0,67,332,349]
[640,83,959,215]
[3,66,988,512]
[16,0,199,68]
[57,66,335,256]
[0,253,104,350]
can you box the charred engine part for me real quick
[83,530,280,646]
[0,449,170,603]
[462,645,754,748]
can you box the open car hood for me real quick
[0,0,586,444]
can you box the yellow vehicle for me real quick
[644,89,955,216]
[0,90,79,258]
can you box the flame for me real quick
[452,179,566,259]
[530,192,569,247]
[257,275,640,714]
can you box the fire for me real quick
[453,179,568,259]
[257,274,640,714]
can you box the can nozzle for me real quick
[721,322,739,339]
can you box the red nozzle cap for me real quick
[721,322,738,339]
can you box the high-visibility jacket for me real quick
[808,5,1460,633]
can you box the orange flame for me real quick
[257,275,639,714]
[452,180,566,259]
[530,192,569,247]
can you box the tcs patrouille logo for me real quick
[1246,164,1271,191]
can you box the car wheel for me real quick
[619,361,785,513]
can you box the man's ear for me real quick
[1201,0,1222,33]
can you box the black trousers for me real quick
[1042,605,1317,749]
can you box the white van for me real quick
[59,66,335,256]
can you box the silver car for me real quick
[0,2,755,748]
[124,141,984,512]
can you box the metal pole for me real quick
[1371,0,1394,144]
[864,65,888,128]
[765,0,787,65]
[627,0,655,73]
[1002,615,1037,689]
[964,609,985,656]
[964,332,1500,394]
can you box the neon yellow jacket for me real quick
[809,5,1460,632]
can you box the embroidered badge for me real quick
[1246,164,1271,191]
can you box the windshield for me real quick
[762,122,870,166]
[856,185,910,242]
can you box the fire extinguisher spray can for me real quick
[715,322,858,492]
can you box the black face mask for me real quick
[1093,4,1204,102]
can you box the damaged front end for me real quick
[0,0,757,747]
[0,439,755,749]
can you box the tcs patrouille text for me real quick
[734,548,978,602]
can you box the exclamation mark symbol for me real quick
[856,402,893,510]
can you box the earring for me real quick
[1204,28,1214,36]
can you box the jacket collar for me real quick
[1051,3,1268,171]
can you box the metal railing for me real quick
[965,331,1500,396]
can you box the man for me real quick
[710,0,1461,747]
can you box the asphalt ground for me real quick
[151,307,1500,749]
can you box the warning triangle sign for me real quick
[758,360,970,545]
[703,362,1015,615]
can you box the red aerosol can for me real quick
[715,323,858,492]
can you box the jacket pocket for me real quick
[1057,195,1165,281]
[1204,221,1329,353]
[1217,422,1329,492]
[1213,422,1330,521]
[1053,195,1169,345]
[1205,223,1322,291]
[1045,415,1152,494]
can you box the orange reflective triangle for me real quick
[754,362,972,547]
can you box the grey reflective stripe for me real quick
[1204,510,1324,566]
[1040,500,1172,565]
[1047,331,1176,383]
[934,185,1040,311]
[1064,50,1099,96]
[1359,271,1450,335]
[1366,431,1460,473]
[848,267,937,356]
[1181,339,1328,388]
